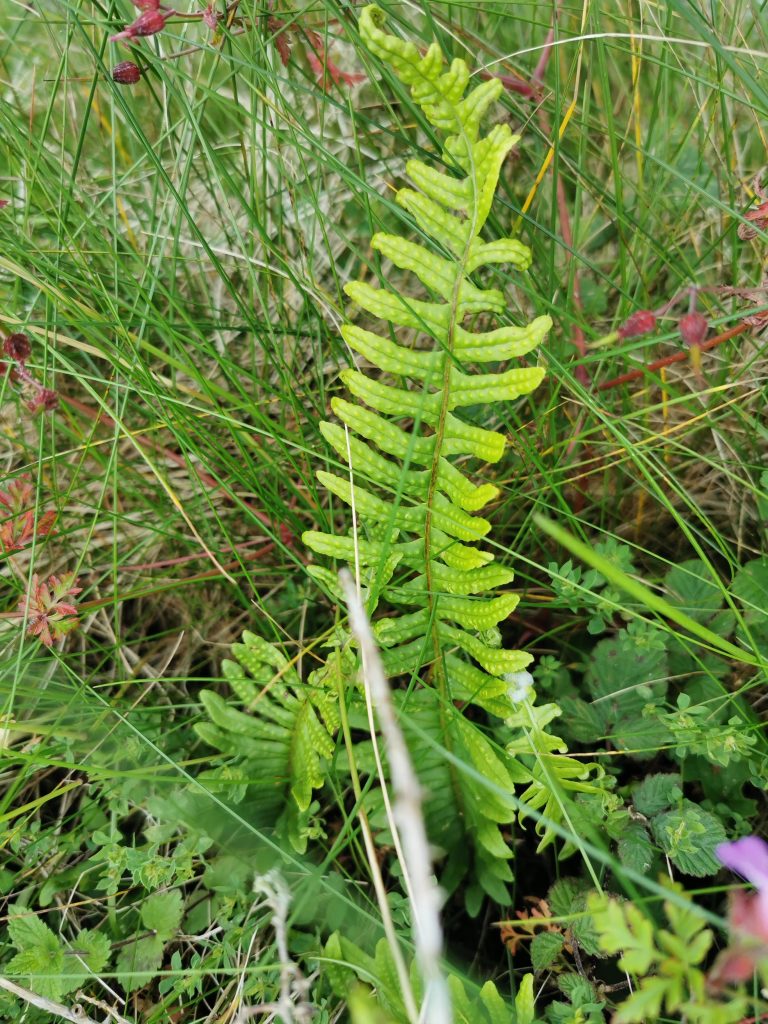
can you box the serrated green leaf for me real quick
[531,930,565,972]
[7,905,57,952]
[56,930,113,997]
[557,973,599,1005]
[557,696,608,742]
[632,773,682,815]
[7,943,64,1001]
[115,934,165,993]
[618,822,654,874]
[651,800,726,876]
[140,890,184,941]
[666,559,724,622]
[548,877,589,918]
[732,556,768,651]
[69,928,112,976]
[585,633,668,715]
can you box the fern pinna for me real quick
[302,5,604,909]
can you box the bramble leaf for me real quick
[651,800,726,876]
[531,930,565,972]
[140,890,184,942]
[632,773,682,816]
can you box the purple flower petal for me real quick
[716,836,768,890]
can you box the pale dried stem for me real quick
[0,976,133,1024]
[341,571,451,1024]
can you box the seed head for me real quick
[679,311,709,348]
[3,332,31,361]
[617,309,657,340]
[112,61,142,85]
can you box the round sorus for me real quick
[679,311,709,348]
[112,61,142,85]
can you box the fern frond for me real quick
[304,4,550,700]
[506,701,611,853]
[301,5,599,902]
[194,631,338,853]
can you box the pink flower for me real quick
[716,836,768,892]
[3,332,31,361]
[709,836,768,987]
[27,387,58,414]
[112,61,142,85]
[110,9,167,43]
[716,835,768,942]
[202,2,219,30]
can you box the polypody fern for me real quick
[305,5,550,674]
[302,4,603,907]
[198,3,604,913]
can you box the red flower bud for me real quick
[110,9,167,42]
[112,61,142,85]
[618,309,657,339]
[679,311,709,348]
[3,332,31,361]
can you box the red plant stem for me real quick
[596,323,747,392]
[117,537,271,572]
[533,11,559,84]
[78,546,275,610]
[478,69,537,98]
